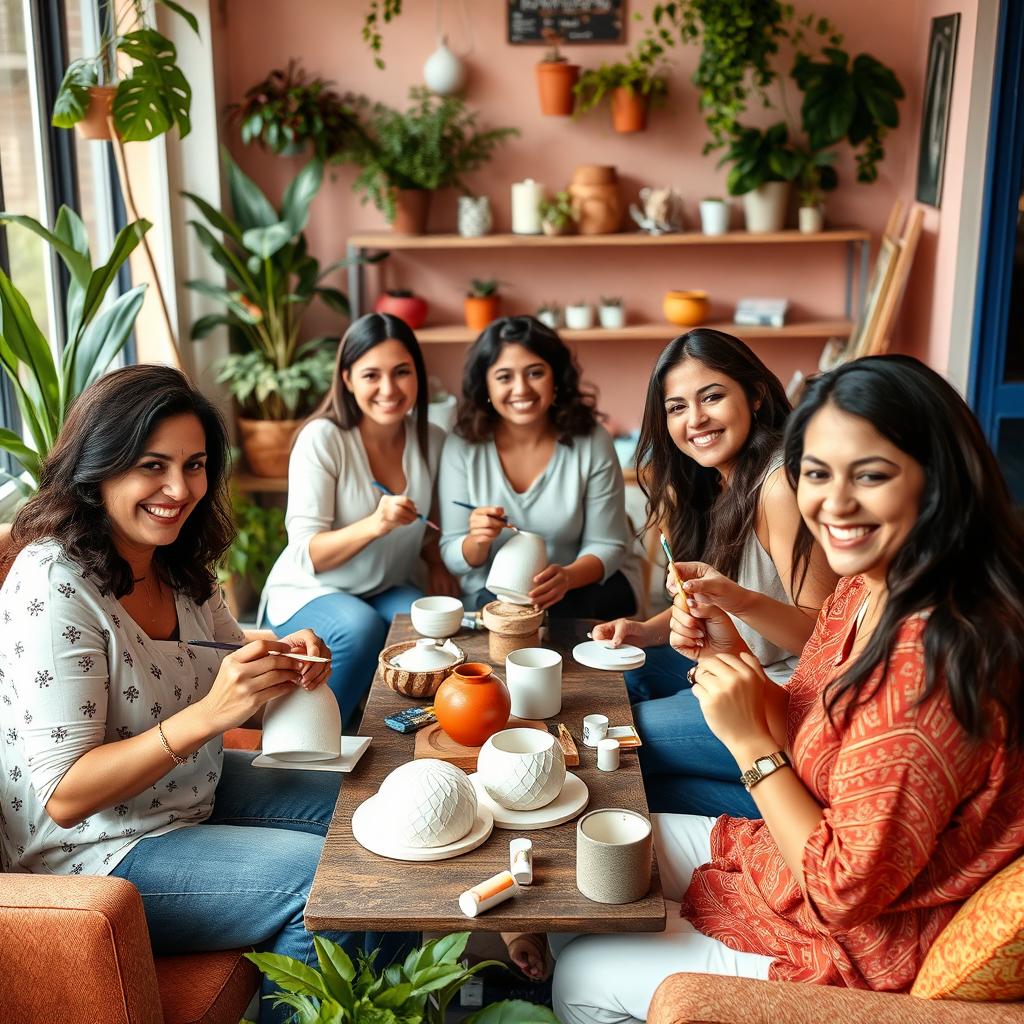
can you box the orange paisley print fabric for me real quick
[683,574,1024,990]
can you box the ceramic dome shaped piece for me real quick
[393,638,460,672]
[377,760,478,849]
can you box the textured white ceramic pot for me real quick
[410,596,465,638]
[699,199,730,236]
[457,195,493,237]
[261,683,341,762]
[477,727,566,810]
[423,39,466,96]
[505,647,562,719]
[485,531,548,604]
[377,760,478,848]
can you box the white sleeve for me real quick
[576,429,629,580]
[438,434,474,576]
[197,588,246,645]
[284,421,344,575]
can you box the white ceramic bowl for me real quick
[410,596,465,638]
[261,683,341,762]
[377,760,478,848]
[476,727,566,811]
[485,531,548,605]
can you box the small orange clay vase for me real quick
[434,662,511,747]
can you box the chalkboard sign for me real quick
[508,1,626,45]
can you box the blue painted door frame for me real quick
[968,0,1024,439]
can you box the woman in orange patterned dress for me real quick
[551,356,1024,1024]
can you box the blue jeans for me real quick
[271,586,423,730]
[629,645,759,819]
[112,750,411,1023]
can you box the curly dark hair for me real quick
[453,316,599,445]
[785,355,1024,748]
[9,364,234,604]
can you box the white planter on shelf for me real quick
[798,205,825,234]
[598,304,625,329]
[699,199,730,236]
[742,182,790,234]
[536,308,561,329]
[564,304,594,330]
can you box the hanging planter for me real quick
[610,88,648,133]
[74,85,117,140]
[536,45,580,116]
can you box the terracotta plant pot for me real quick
[663,290,710,327]
[237,417,301,477]
[434,662,511,747]
[610,88,648,133]
[464,295,500,332]
[568,164,623,235]
[391,189,431,235]
[535,61,580,116]
[76,85,117,141]
[374,291,429,330]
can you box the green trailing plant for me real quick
[227,60,362,162]
[218,494,286,594]
[0,208,149,494]
[467,278,499,298]
[341,88,518,223]
[574,35,669,115]
[362,0,403,69]
[52,0,198,141]
[184,151,367,421]
[538,191,576,232]
[245,931,559,1024]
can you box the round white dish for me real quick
[352,795,494,862]
[572,641,647,672]
[470,771,589,830]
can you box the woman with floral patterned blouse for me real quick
[0,365,392,1024]
[551,356,1024,1023]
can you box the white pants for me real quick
[551,814,774,1024]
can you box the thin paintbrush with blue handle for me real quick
[370,480,440,530]
[451,499,518,532]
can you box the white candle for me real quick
[511,178,544,234]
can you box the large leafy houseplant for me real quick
[246,931,558,1024]
[0,208,149,495]
[51,0,198,142]
[718,122,801,196]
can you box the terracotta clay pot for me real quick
[568,165,622,235]
[76,85,117,141]
[663,290,710,327]
[464,295,500,332]
[391,189,431,235]
[374,291,429,330]
[237,417,301,477]
[610,88,648,133]
[434,662,511,747]
[535,61,580,116]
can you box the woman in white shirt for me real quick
[262,313,457,727]
[0,365,393,1024]
[439,316,642,617]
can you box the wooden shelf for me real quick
[347,229,871,251]
[415,320,853,344]
[232,472,288,493]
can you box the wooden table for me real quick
[305,615,665,934]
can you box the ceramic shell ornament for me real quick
[377,760,478,848]
[629,186,685,235]
[424,38,466,95]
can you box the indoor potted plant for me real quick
[564,300,594,330]
[718,123,801,233]
[464,278,501,332]
[374,288,429,329]
[598,296,625,329]
[792,146,838,233]
[699,196,730,235]
[538,190,577,236]
[340,87,518,235]
[185,153,356,476]
[535,40,579,116]
[536,302,561,329]
[218,494,286,619]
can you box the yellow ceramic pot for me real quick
[663,290,710,327]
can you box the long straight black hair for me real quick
[636,329,806,589]
[785,355,1024,747]
[307,312,430,458]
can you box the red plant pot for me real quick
[374,292,429,330]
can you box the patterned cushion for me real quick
[912,855,1024,1000]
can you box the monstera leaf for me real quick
[114,29,192,141]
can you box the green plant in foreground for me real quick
[246,931,559,1024]
[0,208,149,494]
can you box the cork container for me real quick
[481,600,545,661]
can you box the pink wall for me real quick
[211,0,975,429]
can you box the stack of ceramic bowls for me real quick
[410,596,465,638]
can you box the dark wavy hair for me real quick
[454,316,599,445]
[306,312,430,458]
[785,355,1024,747]
[636,329,808,590]
[9,364,233,604]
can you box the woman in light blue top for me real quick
[439,316,642,618]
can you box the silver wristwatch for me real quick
[739,750,791,791]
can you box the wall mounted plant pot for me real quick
[742,182,789,233]
[610,88,648,133]
[238,417,301,477]
[568,164,623,235]
[391,189,431,235]
[464,295,501,333]
[374,292,429,330]
[798,205,825,234]
[536,61,580,116]
[434,662,511,747]
[76,85,117,140]
[662,290,710,327]
[699,200,730,236]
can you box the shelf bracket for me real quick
[348,243,362,320]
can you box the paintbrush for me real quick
[371,480,440,531]
[186,640,330,664]
[451,499,519,532]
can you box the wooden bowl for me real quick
[379,640,467,700]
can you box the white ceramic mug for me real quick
[485,531,547,605]
[582,714,609,747]
[505,647,562,719]
[261,683,341,762]
[477,727,566,811]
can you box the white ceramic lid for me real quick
[393,638,460,672]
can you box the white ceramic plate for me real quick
[572,641,647,672]
[251,735,371,773]
[351,795,494,862]
[470,771,589,830]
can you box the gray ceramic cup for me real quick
[576,808,653,904]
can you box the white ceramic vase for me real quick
[564,304,594,330]
[261,683,341,762]
[505,647,562,719]
[378,760,478,848]
[458,195,493,238]
[742,182,789,233]
[485,530,548,604]
[477,728,566,810]
[798,205,824,234]
[423,39,466,96]
[699,199,730,236]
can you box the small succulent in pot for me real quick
[564,300,595,331]
[465,279,502,332]
[598,296,625,329]
[538,190,577,236]
[536,302,562,329]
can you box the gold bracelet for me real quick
[158,720,188,767]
